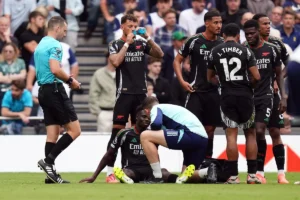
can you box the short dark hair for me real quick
[127,8,141,15]
[148,57,162,65]
[121,14,138,24]
[48,16,66,30]
[204,10,221,22]
[141,96,159,109]
[29,11,44,21]
[243,19,259,30]
[157,0,171,3]
[252,13,268,21]
[223,23,240,37]
[12,80,26,90]
[162,8,177,18]
[283,9,296,19]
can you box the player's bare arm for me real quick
[147,39,164,58]
[50,59,81,90]
[173,54,194,93]
[109,33,134,67]
[79,148,117,183]
[274,66,287,113]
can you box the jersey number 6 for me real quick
[220,57,243,81]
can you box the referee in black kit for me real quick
[35,16,81,184]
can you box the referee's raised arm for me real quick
[35,16,81,184]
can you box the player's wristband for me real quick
[146,37,152,42]
[124,43,129,48]
[66,77,73,85]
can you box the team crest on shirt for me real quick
[262,52,270,57]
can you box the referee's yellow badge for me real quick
[294,37,297,42]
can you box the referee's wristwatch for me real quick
[66,77,73,85]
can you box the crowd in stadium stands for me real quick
[0,0,299,134]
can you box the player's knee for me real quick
[140,130,151,142]
[256,127,266,139]
[269,127,281,141]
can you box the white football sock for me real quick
[150,162,162,178]
[198,168,208,178]
[257,171,264,177]
[107,166,113,176]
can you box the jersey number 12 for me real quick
[220,57,243,81]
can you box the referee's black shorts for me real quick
[38,83,78,126]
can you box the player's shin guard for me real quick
[273,144,285,171]
[45,133,73,164]
[257,139,267,173]
[205,139,214,158]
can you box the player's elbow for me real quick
[254,73,261,82]
[158,51,164,58]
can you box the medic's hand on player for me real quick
[79,176,96,183]
[279,97,287,114]
[126,33,135,44]
[180,81,195,93]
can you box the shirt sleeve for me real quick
[68,48,77,67]
[246,48,257,68]
[108,41,118,55]
[29,56,35,68]
[110,130,127,150]
[150,107,163,130]
[1,91,11,108]
[207,49,215,70]
[272,46,282,68]
[278,39,289,64]
[145,15,152,27]
[23,91,33,108]
[49,44,62,61]
[178,37,193,58]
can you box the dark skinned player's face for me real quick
[136,111,150,131]
[258,17,271,37]
[245,27,260,46]
[206,16,222,35]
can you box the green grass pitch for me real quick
[0,173,299,200]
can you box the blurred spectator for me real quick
[1,80,32,135]
[240,12,255,43]
[113,0,139,40]
[216,0,247,13]
[19,11,45,71]
[283,0,300,12]
[146,81,155,97]
[287,44,300,117]
[280,9,300,50]
[221,0,247,27]
[162,31,187,83]
[247,0,274,17]
[100,0,149,43]
[14,6,48,42]
[26,42,79,95]
[84,0,101,39]
[154,9,187,51]
[146,57,171,103]
[0,17,18,52]
[271,6,283,29]
[146,0,172,36]
[38,0,84,51]
[179,0,207,36]
[0,43,26,109]
[3,0,36,34]
[89,53,116,133]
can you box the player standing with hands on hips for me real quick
[36,16,82,184]
[105,14,164,183]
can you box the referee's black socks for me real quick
[257,139,267,172]
[45,133,73,165]
[45,142,56,157]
